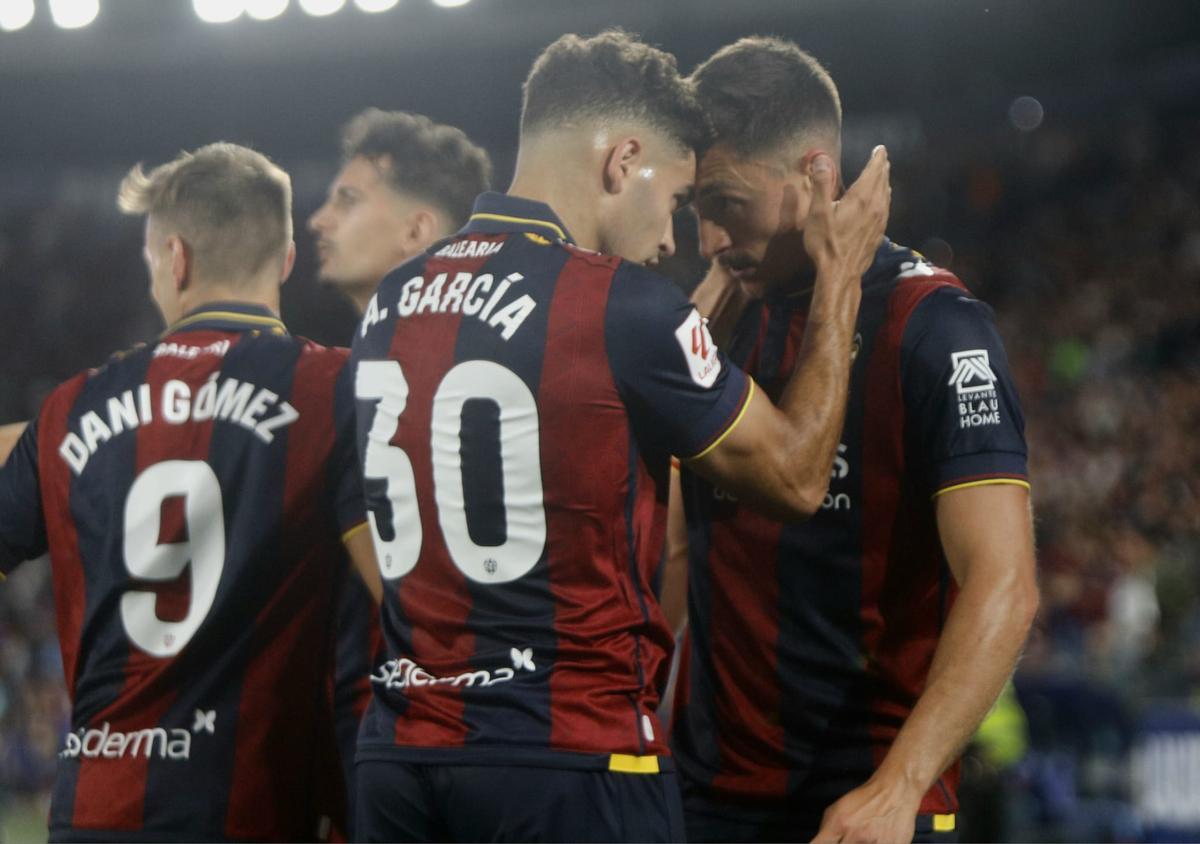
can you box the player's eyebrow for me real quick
[697,180,738,200]
[674,186,695,209]
[335,185,361,202]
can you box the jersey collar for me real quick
[165,301,288,336]
[460,192,575,244]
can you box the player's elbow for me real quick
[765,475,826,522]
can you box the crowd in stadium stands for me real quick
[1,109,1197,840]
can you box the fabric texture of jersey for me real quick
[351,192,751,771]
[0,303,366,842]
[672,240,1029,817]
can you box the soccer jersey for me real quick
[672,241,1029,816]
[0,303,366,842]
[351,192,751,771]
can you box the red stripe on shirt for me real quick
[223,342,346,840]
[72,335,228,831]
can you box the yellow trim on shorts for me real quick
[933,814,956,832]
[169,311,287,334]
[685,379,756,462]
[0,570,6,582]
[468,213,567,241]
[608,754,660,774]
[341,521,370,544]
[932,478,1030,499]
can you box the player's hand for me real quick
[809,773,921,844]
[803,145,891,284]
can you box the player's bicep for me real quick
[0,422,29,465]
[936,483,1036,592]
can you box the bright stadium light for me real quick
[354,0,399,12]
[193,0,244,24]
[0,0,36,32]
[299,0,345,16]
[432,0,471,6]
[49,0,100,29]
[246,0,288,20]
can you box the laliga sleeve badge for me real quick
[675,309,722,388]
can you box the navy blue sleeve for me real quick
[605,262,751,459]
[0,420,47,574]
[331,356,368,537]
[901,286,1029,496]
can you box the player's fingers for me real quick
[807,152,836,219]
[844,145,888,205]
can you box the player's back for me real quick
[17,304,359,841]
[352,194,751,771]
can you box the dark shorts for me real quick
[356,759,686,842]
[684,790,958,844]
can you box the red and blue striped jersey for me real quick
[351,192,751,772]
[0,303,366,842]
[672,241,1029,816]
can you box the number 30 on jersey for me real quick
[355,359,547,585]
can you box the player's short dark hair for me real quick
[690,36,842,158]
[340,108,492,229]
[118,142,292,283]
[521,29,710,154]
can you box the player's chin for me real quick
[738,277,768,300]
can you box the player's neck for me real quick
[177,282,280,320]
[508,150,599,252]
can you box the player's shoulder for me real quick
[602,256,690,321]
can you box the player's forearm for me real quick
[660,467,689,636]
[770,269,861,512]
[874,560,1038,794]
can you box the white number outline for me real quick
[120,460,225,658]
[357,359,547,584]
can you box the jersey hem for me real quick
[684,377,755,461]
[340,520,370,543]
[356,742,673,773]
[933,476,1030,499]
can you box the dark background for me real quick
[2,1,1200,840]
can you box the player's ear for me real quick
[602,137,641,196]
[405,208,440,251]
[168,235,190,292]
[279,241,296,285]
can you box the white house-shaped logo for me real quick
[948,349,997,395]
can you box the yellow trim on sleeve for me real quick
[341,521,370,544]
[685,379,756,462]
[608,754,661,774]
[933,814,956,833]
[933,478,1030,499]
[0,570,6,582]
[169,311,287,334]
[468,213,567,241]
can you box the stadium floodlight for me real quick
[49,0,100,29]
[193,0,245,24]
[1009,96,1045,132]
[431,0,471,6]
[0,0,36,32]
[246,0,288,20]
[298,0,345,16]
[354,0,399,12]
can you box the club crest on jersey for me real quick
[675,309,721,388]
[949,349,1001,428]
